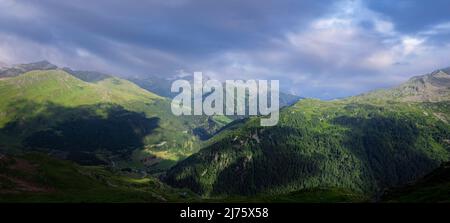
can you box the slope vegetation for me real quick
[0,153,197,202]
[165,69,450,198]
[0,68,215,171]
[382,161,450,202]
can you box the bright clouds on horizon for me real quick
[1,0,450,99]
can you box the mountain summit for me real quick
[359,68,450,102]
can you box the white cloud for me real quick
[373,19,395,36]
[285,0,400,70]
[191,0,450,99]
[75,48,93,58]
[419,22,450,36]
[265,0,450,97]
[400,36,425,55]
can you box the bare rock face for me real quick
[397,68,450,102]
[359,67,450,102]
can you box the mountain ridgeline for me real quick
[356,67,450,102]
[164,68,450,197]
[1,61,450,202]
[0,61,300,173]
[127,75,302,109]
[0,63,225,172]
[0,60,57,78]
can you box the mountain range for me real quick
[164,68,450,198]
[0,62,225,173]
[0,61,449,202]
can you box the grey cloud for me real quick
[0,0,449,99]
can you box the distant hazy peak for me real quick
[0,60,58,78]
[7,60,58,71]
[17,60,57,69]
[62,67,111,83]
[0,61,114,83]
[0,61,7,69]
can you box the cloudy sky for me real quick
[1,0,450,99]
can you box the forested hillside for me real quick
[165,69,450,197]
[382,161,450,202]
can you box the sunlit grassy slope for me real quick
[0,69,161,109]
[0,70,162,127]
[0,69,219,172]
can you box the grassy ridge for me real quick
[0,69,220,171]
[0,70,161,112]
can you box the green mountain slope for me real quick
[164,69,450,198]
[0,68,216,172]
[128,75,176,98]
[0,69,162,108]
[0,153,197,202]
[128,75,301,139]
[382,162,450,202]
[1,152,363,203]
[62,67,112,83]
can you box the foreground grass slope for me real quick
[0,153,197,202]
